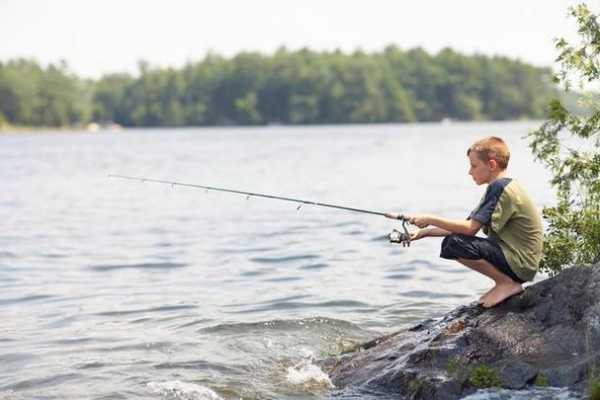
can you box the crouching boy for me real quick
[387,137,543,308]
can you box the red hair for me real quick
[467,137,510,170]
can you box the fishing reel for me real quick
[388,219,412,247]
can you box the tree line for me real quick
[0,47,555,128]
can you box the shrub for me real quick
[445,357,460,376]
[528,4,600,275]
[468,365,501,388]
[533,372,548,387]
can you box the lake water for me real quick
[0,122,574,399]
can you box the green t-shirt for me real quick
[469,177,543,281]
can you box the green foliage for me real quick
[528,4,600,274]
[591,380,600,400]
[445,357,460,376]
[590,368,600,400]
[0,47,554,128]
[533,373,548,387]
[446,358,505,388]
[467,365,501,388]
[92,73,134,124]
[0,59,90,127]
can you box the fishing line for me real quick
[108,174,413,246]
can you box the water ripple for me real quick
[94,304,197,317]
[387,264,417,272]
[401,290,471,299]
[2,373,82,391]
[240,268,274,277]
[42,314,80,329]
[214,246,276,254]
[224,294,310,308]
[89,262,188,272]
[89,341,173,353]
[324,221,363,229]
[153,241,174,248]
[200,316,367,335]
[255,227,309,238]
[263,276,301,282]
[227,299,371,314]
[342,229,364,236]
[408,259,436,268]
[1,353,37,369]
[0,294,55,306]
[74,361,106,370]
[176,318,214,329]
[385,273,412,280]
[39,253,67,259]
[299,262,328,270]
[154,360,241,374]
[250,254,320,264]
[47,337,117,346]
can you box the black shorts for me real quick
[440,234,525,283]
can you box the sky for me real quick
[0,0,591,78]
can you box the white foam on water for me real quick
[0,391,22,400]
[286,360,334,389]
[147,380,224,400]
[297,347,316,359]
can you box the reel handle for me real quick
[388,218,412,247]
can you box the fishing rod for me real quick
[108,174,413,246]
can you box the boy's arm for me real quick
[410,215,482,236]
[410,226,450,241]
[384,213,481,236]
[426,227,452,237]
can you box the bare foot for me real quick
[482,282,524,308]
[478,286,497,304]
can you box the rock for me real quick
[497,360,536,389]
[324,264,600,399]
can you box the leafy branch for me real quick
[529,3,600,273]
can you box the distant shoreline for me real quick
[0,125,92,134]
[0,123,122,134]
[0,119,544,135]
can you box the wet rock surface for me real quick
[324,264,600,399]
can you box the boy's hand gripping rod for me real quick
[108,174,413,246]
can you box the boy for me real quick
[386,137,543,308]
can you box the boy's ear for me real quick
[488,159,498,171]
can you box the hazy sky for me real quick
[0,0,589,77]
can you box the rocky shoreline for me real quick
[324,264,600,399]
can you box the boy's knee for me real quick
[440,234,473,260]
[441,234,464,251]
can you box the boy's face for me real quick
[468,152,493,185]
